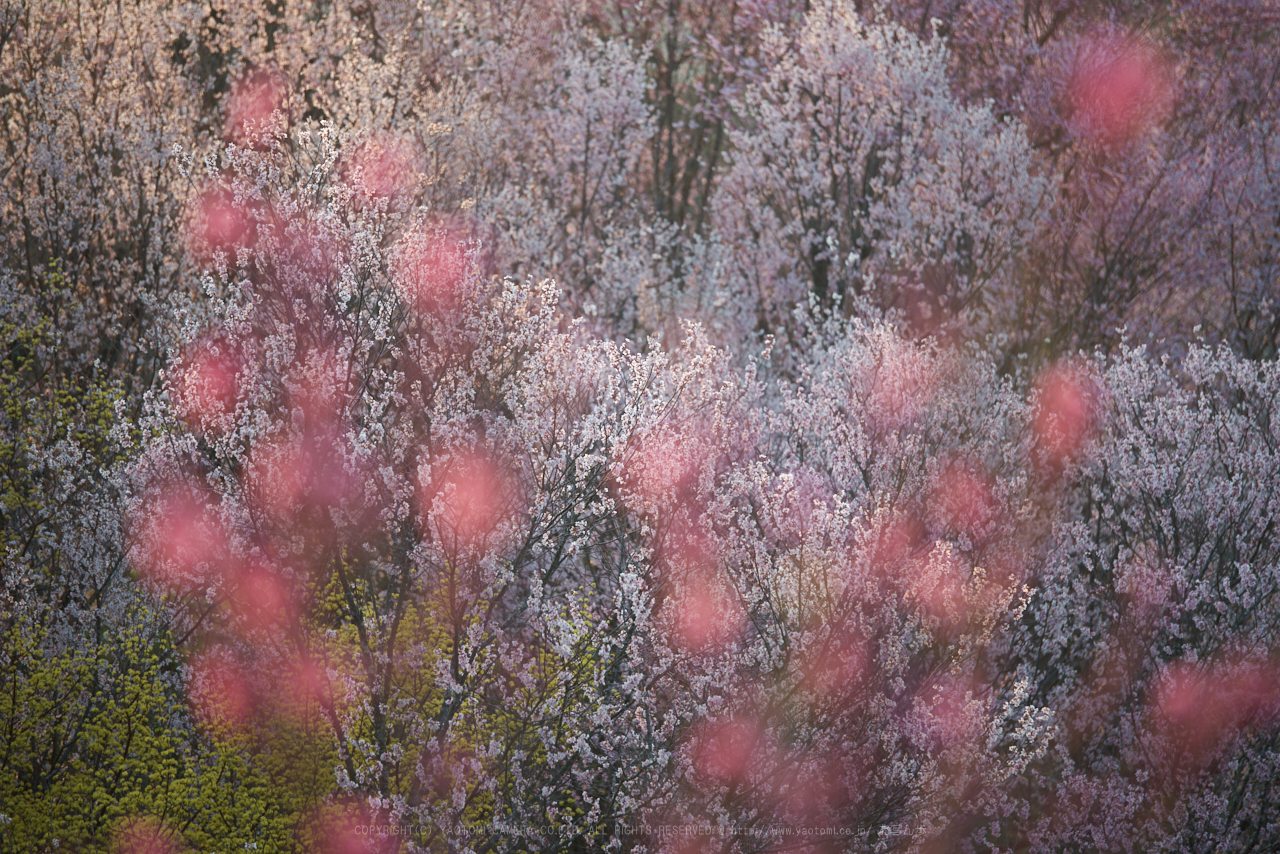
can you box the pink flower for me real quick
[419,449,517,554]
[393,223,474,316]
[616,426,714,522]
[343,135,416,206]
[227,559,295,634]
[659,525,745,653]
[304,801,395,854]
[926,459,999,545]
[668,568,745,653]
[246,427,357,527]
[132,485,233,588]
[913,673,985,755]
[1153,660,1280,767]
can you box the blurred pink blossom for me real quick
[927,459,999,544]
[133,485,232,588]
[691,715,769,785]
[393,223,473,316]
[189,650,255,732]
[668,568,745,653]
[660,524,744,653]
[343,135,416,205]
[913,673,986,754]
[246,427,356,527]
[620,428,703,511]
[1032,362,1101,472]
[172,338,240,433]
[420,449,515,553]
[1154,660,1280,766]
[1068,35,1173,147]
[111,816,185,854]
[224,66,289,149]
[304,802,393,854]
[228,559,294,633]
[190,184,256,262]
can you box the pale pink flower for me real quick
[1153,660,1280,767]
[132,485,233,588]
[926,459,999,545]
[190,184,256,262]
[419,449,517,553]
[393,223,473,316]
[659,525,745,653]
[227,558,294,634]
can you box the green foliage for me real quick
[0,619,300,853]
[0,263,320,853]
[0,264,129,556]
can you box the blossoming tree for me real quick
[2,1,1279,853]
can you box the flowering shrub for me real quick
[3,1,1279,853]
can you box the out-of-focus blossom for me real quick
[172,338,241,433]
[690,715,769,786]
[189,651,255,733]
[190,184,257,263]
[224,66,289,149]
[392,223,474,316]
[111,816,185,854]
[667,566,745,653]
[1068,35,1173,148]
[926,459,999,545]
[758,465,832,549]
[343,135,417,206]
[246,427,357,527]
[245,435,312,524]
[283,654,331,705]
[906,540,971,627]
[866,332,936,435]
[616,426,718,534]
[659,524,744,653]
[772,752,863,841]
[1032,362,1101,472]
[419,449,516,553]
[302,801,394,854]
[227,558,294,633]
[282,217,343,291]
[1153,660,1280,767]
[1116,543,1176,619]
[132,485,233,588]
[911,673,986,755]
